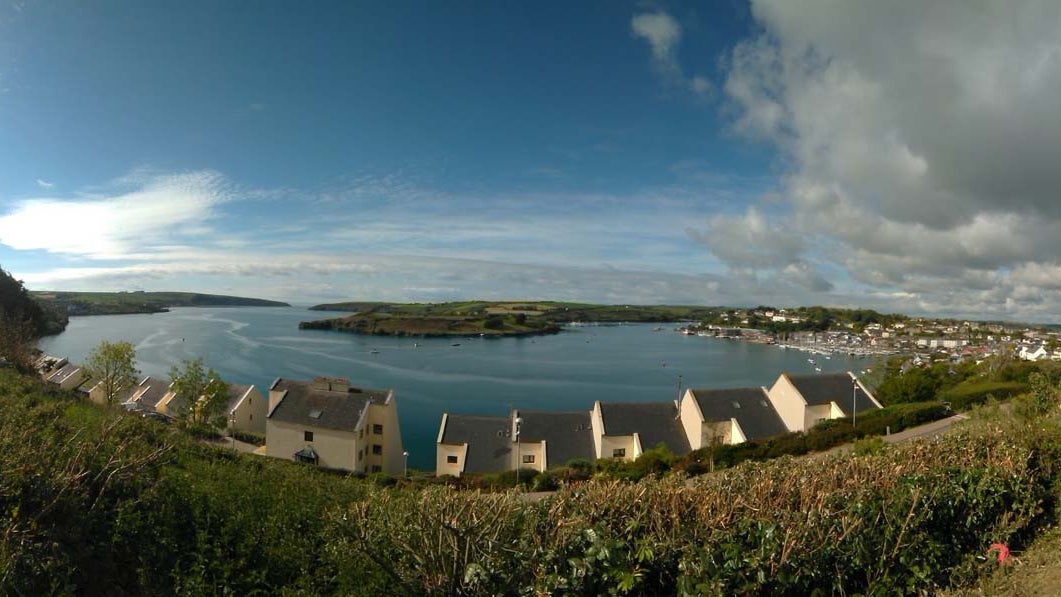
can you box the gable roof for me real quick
[132,376,172,409]
[599,401,691,455]
[47,362,82,385]
[268,378,389,432]
[784,373,879,415]
[516,410,595,468]
[226,383,255,412]
[439,414,512,474]
[687,387,788,441]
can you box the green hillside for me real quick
[31,291,290,316]
[1,365,1060,594]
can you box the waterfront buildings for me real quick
[435,371,881,477]
[266,376,404,475]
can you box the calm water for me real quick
[38,307,866,469]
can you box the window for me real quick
[372,444,382,455]
[371,465,381,473]
[522,454,535,464]
[304,430,314,442]
[446,455,458,464]
[373,424,383,435]
[612,448,626,458]
[249,414,252,421]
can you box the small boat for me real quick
[370,350,380,355]
[451,343,461,347]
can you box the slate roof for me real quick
[132,376,173,409]
[785,373,879,415]
[226,383,254,411]
[516,410,596,468]
[268,378,389,432]
[686,387,788,441]
[599,402,691,455]
[47,363,82,385]
[439,414,513,474]
[75,378,99,396]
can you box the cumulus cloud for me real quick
[705,0,1061,319]
[631,11,711,97]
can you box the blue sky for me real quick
[2,1,1061,321]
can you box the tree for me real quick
[84,341,139,405]
[0,267,53,371]
[168,358,229,429]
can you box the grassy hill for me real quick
[1,366,1060,594]
[301,301,723,337]
[32,291,290,316]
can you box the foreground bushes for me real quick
[0,368,1058,594]
[332,417,1060,594]
[673,400,951,475]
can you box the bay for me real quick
[37,306,868,470]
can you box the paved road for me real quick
[881,413,969,444]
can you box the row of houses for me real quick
[436,371,881,477]
[35,355,406,475]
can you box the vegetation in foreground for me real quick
[2,365,1061,595]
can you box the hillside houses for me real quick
[266,376,404,474]
[436,371,880,477]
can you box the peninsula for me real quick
[32,291,290,317]
[299,301,723,337]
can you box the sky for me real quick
[1,1,1060,321]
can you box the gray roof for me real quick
[439,414,512,474]
[785,373,878,415]
[687,387,788,441]
[599,402,691,455]
[268,378,389,432]
[48,363,82,385]
[516,410,596,468]
[133,376,172,409]
[226,383,254,411]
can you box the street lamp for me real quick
[402,450,409,479]
[852,378,858,428]
[514,416,523,487]
[230,412,237,451]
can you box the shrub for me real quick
[940,381,1028,410]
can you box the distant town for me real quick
[676,305,1061,364]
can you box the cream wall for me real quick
[266,419,359,471]
[728,419,746,445]
[599,435,636,461]
[590,402,605,458]
[804,404,834,430]
[362,395,405,475]
[436,442,468,477]
[515,441,545,472]
[155,391,179,416]
[679,391,706,450]
[229,386,267,435]
[767,375,808,432]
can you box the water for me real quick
[37,307,867,469]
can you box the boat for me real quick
[451,343,461,347]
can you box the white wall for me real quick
[767,375,808,432]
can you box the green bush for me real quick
[939,380,1028,410]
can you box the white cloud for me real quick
[35,178,53,189]
[631,11,711,97]
[631,12,682,76]
[0,170,228,259]
[705,0,1061,320]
